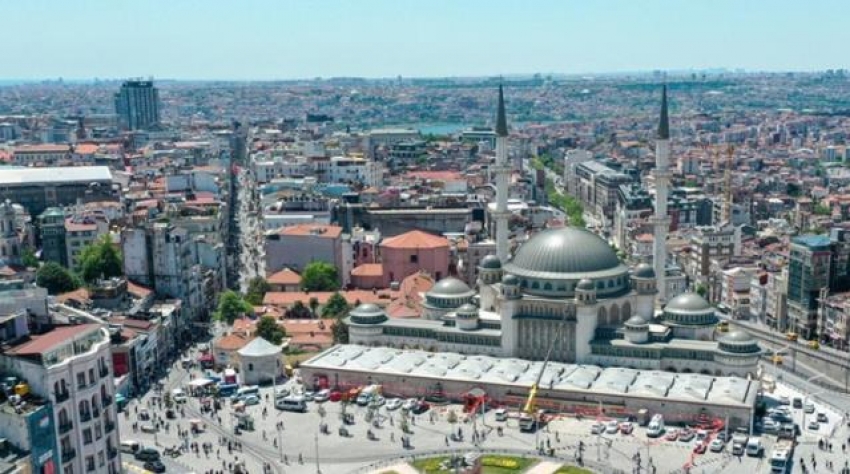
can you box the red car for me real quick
[693,443,707,454]
[329,391,343,402]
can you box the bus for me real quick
[218,384,239,397]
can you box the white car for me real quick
[808,420,820,431]
[695,429,708,442]
[804,402,815,414]
[591,422,605,435]
[313,389,330,403]
[605,420,619,434]
[402,398,418,411]
[385,398,403,411]
[171,389,187,404]
[709,438,725,452]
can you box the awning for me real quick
[188,378,213,387]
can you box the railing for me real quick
[58,421,73,434]
[61,449,76,462]
[55,391,70,403]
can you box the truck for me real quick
[731,432,748,456]
[769,440,794,473]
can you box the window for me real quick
[83,428,92,444]
[410,255,418,263]
[88,368,95,385]
[95,423,102,440]
[248,363,254,371]
[98,451,105,467]
[77,373,86,388]
[86,456,95,472]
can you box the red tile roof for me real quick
[352,263,384,277]
[267,268,302,285]
[7,324,100,356]
[278,224,343,239]
[380,230,448,250]
[263,290,397,308]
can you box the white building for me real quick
[2,323,121,474]
[238,337,284,386]
[326,156,384,188]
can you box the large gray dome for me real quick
[428,277,473,297]
[665,293,711,313]
[505,227,624,279]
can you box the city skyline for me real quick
[2,0,849,81]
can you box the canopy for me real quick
[188,378,213,387]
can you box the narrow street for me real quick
[237,166,265,293]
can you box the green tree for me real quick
[289,300,311,319]
[308,297,320,318]
[21,248,39,268]
[301,262,339,291]
[331,317,349,344]
[78,235,123,283]
[814,204,832,216]
[36,262,80,295]
[244,277,271,305]
[695,284,707,298]
[214,290,252,324]
[255,315,286,345]
[322,292,351,319]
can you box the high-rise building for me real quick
[39,207,68,267]
[114,80,161,131]
[787,235,832,338]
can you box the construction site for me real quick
[299,344,760,430]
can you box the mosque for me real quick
[345,87,760,378]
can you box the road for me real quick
[236,166,265,293]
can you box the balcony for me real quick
[79,412,91,423]
[55,391,70,403]
[61,449,76,463]
[58,420,73,434]
[105,420,115,433]
[99,366,109,378]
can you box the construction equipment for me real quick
[520,311,568,431]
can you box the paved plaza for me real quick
[117,351,850,474]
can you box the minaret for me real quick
[652,86,672,304]
[494,84,511,261]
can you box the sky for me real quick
[2,0,849,80]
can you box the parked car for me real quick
[678,429,696,442]
[171,389,187,404]
[411,400,429,414]
[619,422,634,435]
[808,420,820,431]
[402,398,418,411]
[817,412,828,423]
[778,396,791,406]
[144,461,167,473]
[591,422,605,435]
[804,403,815,414]
[134,448,160,462]
[329,391,342,402]
[494,409,508,421]
[605,420,619,434]
[313,389,330,403]
[386,398,403,411]
[695,430,708,442]
[792,398,803,409]
[243,395,260,406]
[665,428,679,441]
[715,431,729,442]
[709,438,725,452]
[693,443,707,454]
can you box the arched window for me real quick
[609,304,620,325]
[531,281,539,290]
[543,282,552,291]
[622,301,632,319]
[597,306,608,325]
[248,363,254,371]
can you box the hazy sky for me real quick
[3,0,848,80]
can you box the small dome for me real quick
[625,315,648,328]
[348,303,388,325]
[457,303,478,314]
[665,292,711,313]
[719,330,760,354]
[633,263,655,278]
[501,274,519,286]
[722,330,754,343]
[428,277,473,297]
[577,278,595,291]
[479,255,502,269]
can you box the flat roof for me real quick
[0,166,113,186]
[303,345,759,408]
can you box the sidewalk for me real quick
[524,461,563,474]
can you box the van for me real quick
[746,437,764,457]
[276,396,308,412]
[646,414,665,438]
[236,385,260,398]
[494,409,508,422]
[120,440,141,454]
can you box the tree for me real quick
[322,292,351,319]
[300,262,339,292]
[331,318,349,344]
[695,284,707,298]
[214,290,252,324]
[78,235,123,283]
[255,315,286,345]
[36,262,80,295]
[245,277,271,305]
[288,300,311,319]
[308,297,320,318]
[21,248,39,268]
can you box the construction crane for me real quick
[520,311,568,431]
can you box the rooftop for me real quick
[304,345,759,407]
[381,230,449,250]
[0,166,113,186]
[276,224,343,239]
